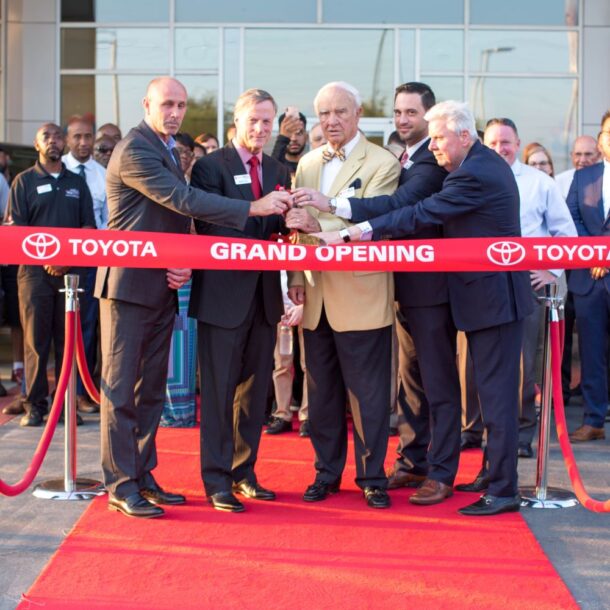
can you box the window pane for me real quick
[96,0,168,22]
[469,31,577,75]
[421,30,463,72]
[62,0,94,22]
[96,29,169,71]
[177,75,218,139]
[245,29,394,117]
[61,75,95,125]
[61,29,96,69]
[323,0,463,24]
[176,0,316,23]
[419,76,463,102]
[223,29,241,138]
[470,0,578,26]
[399,30,415,84]
[175,28,219,71]
[469,77,577,171]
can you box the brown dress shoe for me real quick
[569,424,605,442]
[2,397,25,415]
[387,470,426,489]
[409,478,453,505]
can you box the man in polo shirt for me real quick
[8,122,95,426]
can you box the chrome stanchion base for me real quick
[519,486,579,509]
[33,478,105,501]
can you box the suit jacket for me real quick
[95,121,250,309]
[350,141,449,307]
[368,140,533,332]
[567,162,610,296]
[188,144,291,328]
[290,136,401,331]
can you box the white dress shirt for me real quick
[512,159,577,276]
[603,159,610,221]
[555,168,575,200]
[320,132,361,196]
[62,152,108,229]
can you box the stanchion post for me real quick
[33,274,104,501]
[520,283,578,509]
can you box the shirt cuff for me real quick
[334,196,352,219]
[356,222,373,241]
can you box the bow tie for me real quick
[322,147,346,163]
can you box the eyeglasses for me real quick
[95,146,113,154]
[529,160,550,167]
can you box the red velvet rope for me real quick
[75,310,100,404]
[551,319,610,512]
[0,311,76,496]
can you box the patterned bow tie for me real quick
[322,147,346,163]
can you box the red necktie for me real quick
[400,150,409,167]
[249,155,262,200]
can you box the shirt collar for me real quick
[63,151,94,170]
[510,159,524,176]
[327,132,360,159]
[233,140,263,167]
[33,160,67,179]
[406,136,429,159]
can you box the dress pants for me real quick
[76,267,99,396]
[466,320,524,497]
[99,295,176,498]
[574,282,610,428]
[398,304,461,486]
[272,325,308,422]
[18,267,68,413]
[198,287,276,496]
[304,308,391,489]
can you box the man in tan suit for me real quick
[287,81,400,508]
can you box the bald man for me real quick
[96,77,290,518]
[556,135,601,198]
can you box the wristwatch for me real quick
[328,197,337,214]
[339,228,351,243]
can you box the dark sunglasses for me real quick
[95,146,113,154]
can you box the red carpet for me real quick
[19,428,577,609]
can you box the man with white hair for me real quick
[308,101,533,516]
[286,81,400,509]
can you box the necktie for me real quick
[77,163,86,178]
[249,155,262,200]
[322,147,346,164]
[399,150,409,167]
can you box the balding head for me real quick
[571,135,600,170]
[34,122,65,163]
[143,77,188,141]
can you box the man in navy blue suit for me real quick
[295,82,460,506]
[304,101,533,516]
[566,110,610,442]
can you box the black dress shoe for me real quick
[458,493,521,516]
[20,410,44,427]
[455,470,490,493]
[460,437,482,451]
[299,420,310,437]
[265,417,292,435]
[141,482,186,505]
[233,480,276,501]
[58,411,84,426]
[108,492,165,518]
[303,480,340,502]
[517,442,534,458]
[207,491,245,513]
[363,487,391,509]
[0,381,7,397]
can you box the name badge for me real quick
[37,184,53,194]
[234,174,252,185]
[404,160,414,170]
[338,186,355,198]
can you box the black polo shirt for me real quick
[8,161,95,229]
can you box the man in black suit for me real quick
[96,77,290,519]
[189,89,291,512]
[309,101,533,516]
[294,83,459,505]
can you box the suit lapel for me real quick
[225,144,256,201]
[262,155,279,195]
[136,121,185,182]
[328,136,366,196]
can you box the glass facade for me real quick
[58,0,581,170]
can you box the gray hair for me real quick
[313,81,362,114]
[424,101,478,140]
[233,88,278,120]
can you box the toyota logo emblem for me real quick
[22,233,61,260]
[486,241,526,266]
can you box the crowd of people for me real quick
[1,75,608,519]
